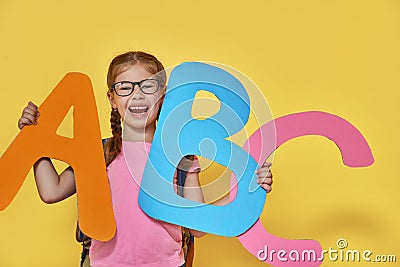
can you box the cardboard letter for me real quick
[138,62,266,236]
[233,111,374,266]
[0,73,115,241]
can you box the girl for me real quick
[18,51,273,266]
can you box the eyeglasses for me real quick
[111,79,162,96]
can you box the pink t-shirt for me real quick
[90,141,200,267]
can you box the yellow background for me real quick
[0,0,399,266]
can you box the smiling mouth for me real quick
[128,106,148,114]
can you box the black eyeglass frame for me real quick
[111,78,162,96]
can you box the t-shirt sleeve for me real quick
[176,155,201,173]
[188,155,201,173]
[173,156,201,192]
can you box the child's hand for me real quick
[255,162,273,193]
[18,101,40,129]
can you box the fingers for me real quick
[256,170,273,178]
[255,162,272,173]
[262,162,272,168]
[256,177,272,185]
[259,183,272,193]
[255,162,272,176]
[18,117,32,129]
[18,101,40,129]
[256,176,273,193]
[27,101,39,112]
[255,162,273,193]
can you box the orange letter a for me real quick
[0,73,115,241]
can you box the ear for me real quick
[107,92,117,109]
[159,93,165,106]
[159,86,166,105]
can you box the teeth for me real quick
[128,106,148,114]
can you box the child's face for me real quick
[108,64,164,135]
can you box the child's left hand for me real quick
[255,162,273,193]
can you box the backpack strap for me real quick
[101,138,108,146]
[78,138,109,267]
[176,155,194,195]
[102,138,108,159]
[78,140,195,267]
[176,155,195,267]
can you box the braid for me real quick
[105,108,122,166]
[105,51,165,165]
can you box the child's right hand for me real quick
[18,101,40,129]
